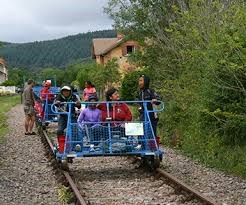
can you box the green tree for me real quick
[120,68,149,100]
[8,68,30,86]
[0,30,116,69]
[77,64,96,88]
[76,60,121,99]
[101,58,120,88]
[0,80,16,86]
[106,0,246,175]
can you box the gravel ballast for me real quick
[3,105,244,205]
[162,147,246,205]
[71,157,202,205]
[0,105,61,205]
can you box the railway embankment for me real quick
[0,104,61,205]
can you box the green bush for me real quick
[0,80,16,86]
[120,68,150,101]
[106,0,246,176]
[76,60,120,96]
[121,70,141,100]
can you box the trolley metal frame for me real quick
[52,100,165,162]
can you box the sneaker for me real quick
[75,144,81,152]
[89,144,95,152]
[135,145,142,150]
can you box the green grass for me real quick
[160,126,246,178]
[180,136,246,178]
[158,104,246,178]
[129,105,139,120]
[57,185,73,205]
[0,95,20,143]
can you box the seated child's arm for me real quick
[124,104,132,121]
[77,109,85,124]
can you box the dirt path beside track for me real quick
[0,104,61,205]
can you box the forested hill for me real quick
[0,30,116,69]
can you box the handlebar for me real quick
[146,100,165,113]
[51,100,165,115]
[51,103,69,115]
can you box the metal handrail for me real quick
[51,100,165,115]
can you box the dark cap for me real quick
[88,95,98,101]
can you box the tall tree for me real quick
[105,0,246,147]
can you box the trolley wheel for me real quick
[58,159,69,171]
[159,153,163,162]
[53,144,58,154]
[42,124,46,130]
[35,117,42,126]
[143,156,160,171]
[153,156,160,169]
[67,157,74,163]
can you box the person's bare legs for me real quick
[25,115,31,133]
[28,115,35,133]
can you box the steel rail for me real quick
[41,128,219,205]
[42,129,88,205]
[156,168,220,205]
[63,171,87,205]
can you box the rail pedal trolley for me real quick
[33,86,44,123]
[42,92,59,123]
[51,100,165,169]
[34,87,60,127]
[33,86,43,98]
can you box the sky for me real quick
[0,0,113,43]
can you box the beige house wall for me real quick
[96,56,101,64]
[0,63,8,84]
[109,46,122,59]
[105,45,133,73]
[94,40,140,73]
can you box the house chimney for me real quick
[117,32,125,40]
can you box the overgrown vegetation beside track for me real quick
[106,0,246,177]
[0,95,20,143]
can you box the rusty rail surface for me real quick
[156,168,220,205]
[42,129,88,205]
[41,127,220,205]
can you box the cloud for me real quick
[0,0,112,42]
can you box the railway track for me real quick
[39,125,220,205]
[40,127,87,205]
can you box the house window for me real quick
[126,45,134,54]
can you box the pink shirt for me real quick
[83,87,96,101]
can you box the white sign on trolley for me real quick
[125,122,144,136]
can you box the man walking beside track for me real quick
[23,79,36,135]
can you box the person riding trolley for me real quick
[55,86,81,153]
